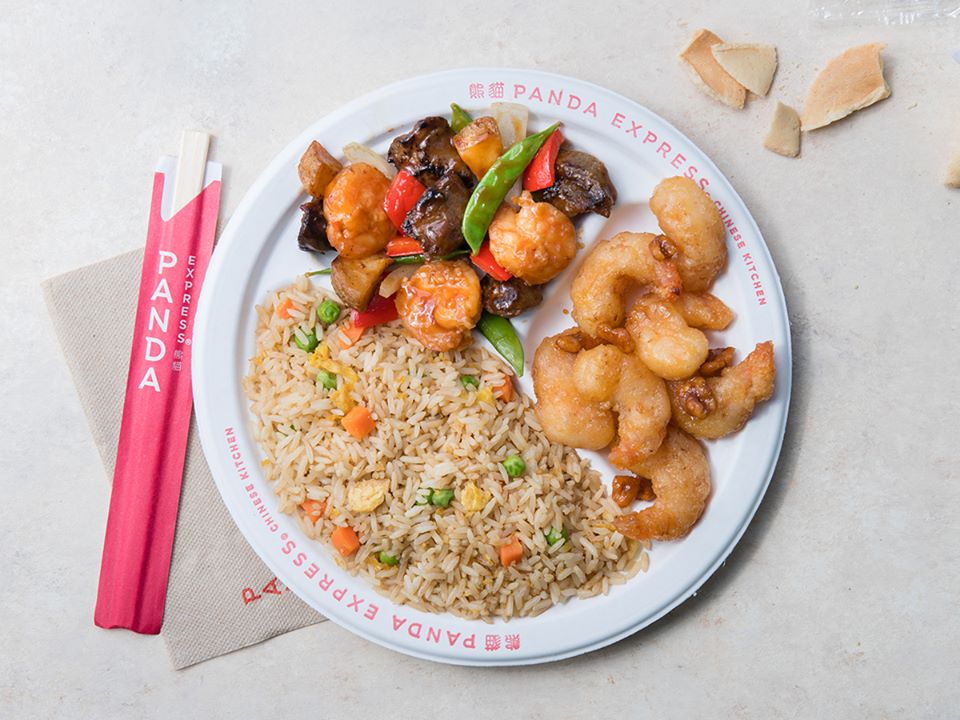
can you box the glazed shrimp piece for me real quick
[626,294,709,380]
[572,344,671,467]
[323,163,395,258]
[675,292,734,330]
[613,427,711,542]
[571,232,682,344]
[396,260,482,351]
[488,191,577,285]
[532,335,616,451]
[668,341,776,439]
[649,176,727,292]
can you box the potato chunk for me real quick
[298,140,343,197]
[330,253,391,311]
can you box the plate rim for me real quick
[192,66,792,666]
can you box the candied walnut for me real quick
[635,476,656,502]
[612,475,656,508]
[673,376,717,418]
[554,331,582,354]
[650,234,678,261]
[552,327,603,354]
[700,347,735,377]
[597,326,635,354]
[612,475,640,508]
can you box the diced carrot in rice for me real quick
[276,298,295,319]
[497,375,514,402]
[342,405,376,440]
[499,535,523,567]
[338,321,366,348]
[301,499,326,521]
[331,525,360,556]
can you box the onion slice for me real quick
[490,102,528,148]
[342,142,396,178]
[378,264,418,297]
[489,103,530,206]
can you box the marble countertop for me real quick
[2,1,958,717]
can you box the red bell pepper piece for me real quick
[522,129,564,192]
[471,242,512,281]
[386,237,423,257]
[383,170,426,229]
[352,293,399,329]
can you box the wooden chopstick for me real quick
[171,130,211,214]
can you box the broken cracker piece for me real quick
[680,29,747,109]
[946,149,960,188]
[712,43,778,97]
[764,102,801,158]
[801,43,891,131]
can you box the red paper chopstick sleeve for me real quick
[94,160,221,634]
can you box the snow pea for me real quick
[450,103,473,133]
[390,249,470,265]
[461,122,561,253]
[476,311,524,377]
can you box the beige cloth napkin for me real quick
[42,249,324,669]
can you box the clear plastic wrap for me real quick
[812,0,960,23]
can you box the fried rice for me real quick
[242,275,646,620]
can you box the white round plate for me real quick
[193,68,791,666]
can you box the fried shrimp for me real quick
[532,335,616,450]
[488,191,577,285]
[626,294,709,380]
[675,292,734,330]
[323,163,395,258]
[668,341,776,439]
[396,260,482,352]
[571,344,670,467]
[571,232,682,342]
[613,427,711,541]
[572,344,621,401]
[649,176,727,292]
